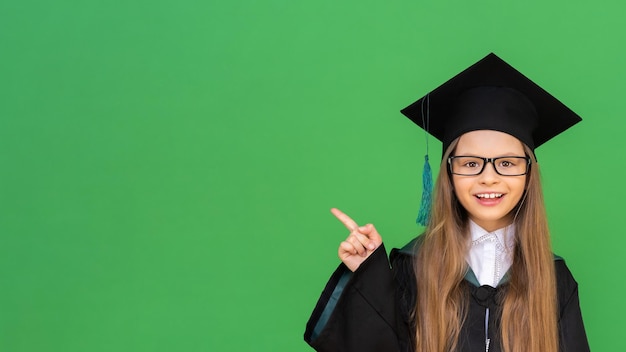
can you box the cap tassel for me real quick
[416,154,433,226]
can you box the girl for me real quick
[304,53,590,352]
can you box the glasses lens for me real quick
[450,156,529,176]
[494,157,528,175]
[450,157,484,175]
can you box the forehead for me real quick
[455,130,525,154]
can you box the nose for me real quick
[478,161,500,184]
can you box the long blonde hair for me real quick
[413,139,558,352]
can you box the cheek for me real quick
[517,176,528,191]
[451,177,471,198]
[452,176,468,189]
[509,178,527,198]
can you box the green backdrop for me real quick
[1,0,624,350]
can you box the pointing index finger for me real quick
[330,208,359,232]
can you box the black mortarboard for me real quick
[401,52,582,154]
[402,53,582,226]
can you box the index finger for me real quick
[330,208,359,232]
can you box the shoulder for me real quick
[388,235,423,285]
[390,234,425,258]
[553,254,576,283]
[552,254,581,311]
[553,254,575,283]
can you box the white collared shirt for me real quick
[466,220,516,287]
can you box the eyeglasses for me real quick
[448,156,531,176]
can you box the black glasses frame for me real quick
[448,156,532,176]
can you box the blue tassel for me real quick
[416,155,433,226]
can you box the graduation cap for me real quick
[401,53,582,225]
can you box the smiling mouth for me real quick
[475,193,503,199]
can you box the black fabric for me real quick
[304,240,590,352]
[446,86,538,150]
[304,244,401,352]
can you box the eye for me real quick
[451,157,484,172]
[499,160,513,168]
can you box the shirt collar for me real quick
[468,220,516,249]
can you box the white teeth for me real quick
[476,193,503,199]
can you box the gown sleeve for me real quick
[555,260,591,352]
[303,244,402,352]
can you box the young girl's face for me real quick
[451,130,527,232]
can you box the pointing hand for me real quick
[331,208,383,272]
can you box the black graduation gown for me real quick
[304,239,590,352]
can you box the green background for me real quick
[1,0,623,350]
